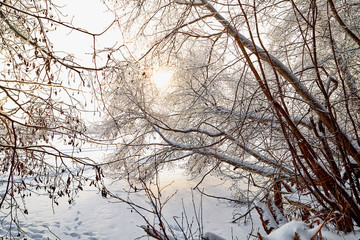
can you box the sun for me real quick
[151,68,174,90]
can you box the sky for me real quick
[45,0,174,123]
[49,0,118,66]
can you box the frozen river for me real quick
[0,143,248,239]
[1,142,358,240]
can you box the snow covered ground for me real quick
[2,164,251,239]
[1,142,359,239]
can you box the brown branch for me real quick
[199,0,360,165]
[327,0,360,47]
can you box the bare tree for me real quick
[0,0,114,236]
[102,0,360,236]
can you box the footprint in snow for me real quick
[41,223,49,228]
[64,231,81,239]
[83,231,95,236]
[69,232,81,239]
[29,227,46,234]
[28,233,44,239]
[54,221,61,228]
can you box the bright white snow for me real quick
[0,142,359,240]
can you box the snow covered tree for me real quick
[101,0,360,235]
[0,0,111,236]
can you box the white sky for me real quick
[41,0,122,123]
[46,0,175,122]
[49,0,120,67]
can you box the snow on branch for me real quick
[155,124,294,176]
[175,1,206,6]
[153,126,292,179]
[203,232,226,240]
[198,0,360,165]
[198,0,326,114]
[215,106,312,129]
[141,225,175,240]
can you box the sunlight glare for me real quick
[151,68,174,90]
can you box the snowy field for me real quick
[1,142,359,240]
[0,143,248,239]
[8,168,249,240]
